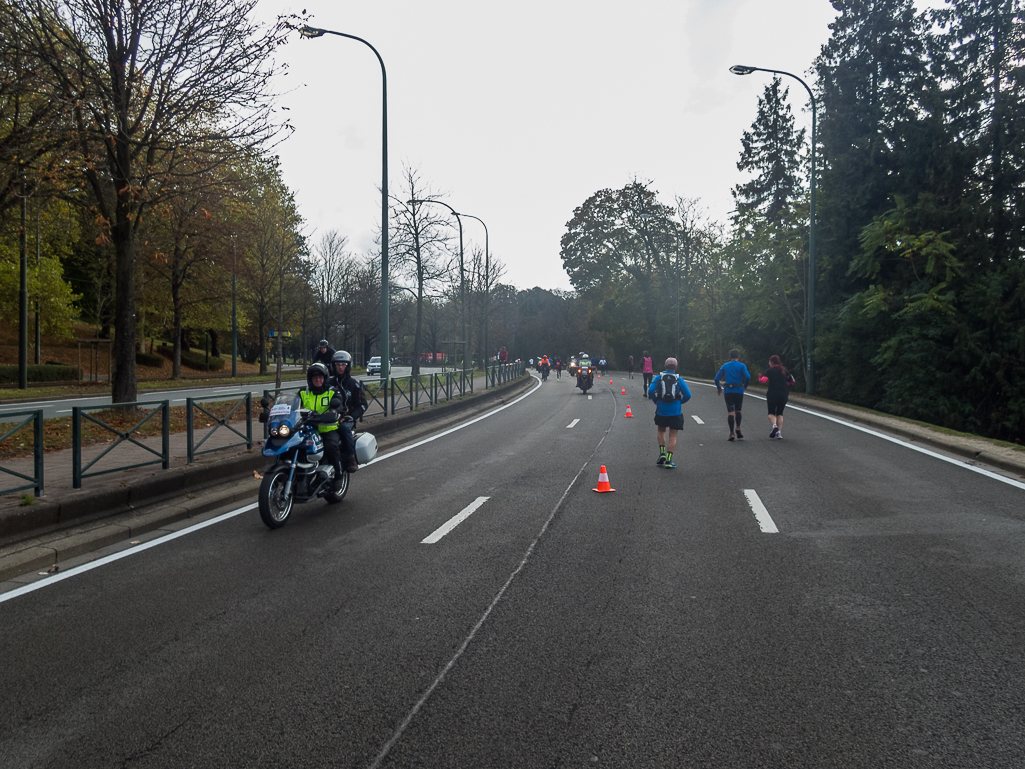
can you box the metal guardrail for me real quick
[47,364,527,489]
[0,409,44,497]
[186,392,253,463]
[72,401,170,489]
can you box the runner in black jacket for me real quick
[757,355,795,439]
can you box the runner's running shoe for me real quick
[663,460,676,468]
[736,429,744,439]
[728,432,736,441]
[769,425,779,438]
[656,455,666,466]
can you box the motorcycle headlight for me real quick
[277,425,290,438]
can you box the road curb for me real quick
[0,376,533,581]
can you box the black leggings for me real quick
[767,395,788,416]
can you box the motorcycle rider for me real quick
[300,362,345,493]
[329,350,368,473]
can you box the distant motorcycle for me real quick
[576,361,594,393]
[257,393,377,529]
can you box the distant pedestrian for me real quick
[555,357,563,379]
[599,357,608,375]
[648,357,692,468]
[758,355,796,439]
[312,339,335,367]
[627,355,635,379]
[642,351,654,392]
[714,349,751,441]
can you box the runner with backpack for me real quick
[647,357,692,468]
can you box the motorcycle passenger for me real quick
[312,339,335,367]
[301,363,345,493]
[329,350,368,473]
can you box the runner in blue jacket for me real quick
[647,357,692,468]
[714,349,750,441]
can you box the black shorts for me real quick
[723,391,744,412]
[767,395,788,416]
[654,413,685,430]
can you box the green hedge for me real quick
[137,351,164,367]
[157,345,225,371]
[0,364,80,384]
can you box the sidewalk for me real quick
[0,374,532,581]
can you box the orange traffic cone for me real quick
[620,386,626,395]
[609,379,613,385]
[624,405,634,417]
[592,465,616,493]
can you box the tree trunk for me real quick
[111,204,137,403]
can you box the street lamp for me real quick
[408,198,467,373]
[231,234,238,377]
[730,63,817,395]
[301,25,390,380]
[455,212,488,383]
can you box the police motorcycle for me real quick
[575,353,595,393]
[257,365,377,529]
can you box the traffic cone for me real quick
[624,405,634,417]
[609,379,613,385]
[592,465,616,493]
[620,386,626,395]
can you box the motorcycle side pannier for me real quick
[356,433,378,464]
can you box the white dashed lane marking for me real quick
[421,497,490,544]
[691,415,704,424]
[567,419,580,428]
[743,489,779,534]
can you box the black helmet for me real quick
[331,350,353,377]
[306,362,330,391]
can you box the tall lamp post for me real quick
[301,25,390,380]
[408,199,466,373]
[730,64,817,395]
[230,234,238,378]
[456,212,488,382]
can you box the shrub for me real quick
[156,346,225,371]
[136,351,163,367]
[0,364,80,383]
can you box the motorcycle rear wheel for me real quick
[259,467,294,529]
[324,470,349,505]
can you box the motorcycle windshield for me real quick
[268,392,301,431]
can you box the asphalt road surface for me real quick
[2,375,1024,767]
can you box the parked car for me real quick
[367,356,382,376]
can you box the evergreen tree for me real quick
[732,76,806,226]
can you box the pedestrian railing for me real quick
[72,401,170,489]
[55,365,526,489]
[186,392,252,463]
[0,409,44,497]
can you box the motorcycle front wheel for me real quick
[324,470,349,505]
[259,467,294,529]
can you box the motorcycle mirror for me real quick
[259,397,270,409]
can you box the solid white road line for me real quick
[1,377,545,603]
[690,381,1025,492]
[567,419,580,429]
[0,504,259,604]
[743,489,779,534]
[421,497,490,544]
[691,415,704,424]
[587,395,592,400]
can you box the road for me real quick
[2,375,1024,767]
[0,366,451,421]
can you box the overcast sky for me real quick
[255,1,867,291]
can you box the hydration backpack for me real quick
[655,373,681,403]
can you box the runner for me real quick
[758,354,796,439]
[714,349,751,441]
[642,351,654,393]
[627,355,635,380]
[648,357,692,468]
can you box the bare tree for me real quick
[466,245,506,366]
[3,0,289,402]
[312,230,351,348]
[390,166,452,378]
